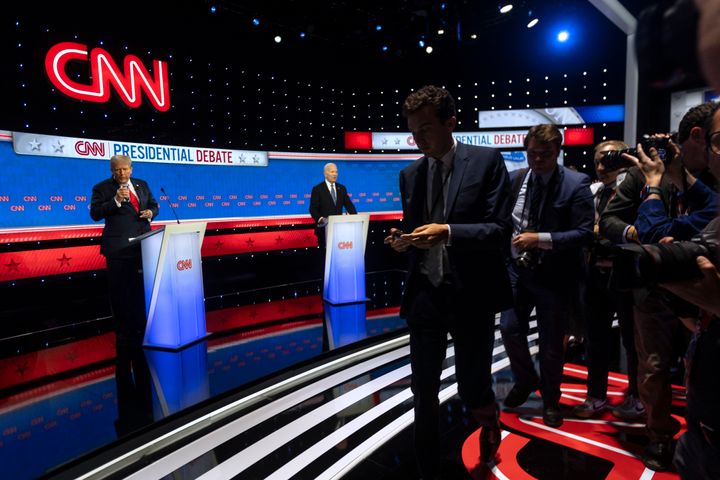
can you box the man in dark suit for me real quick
[385,85,513,477]
[309,162,357,248]
[499,124,594,428]
[91,154,158,344]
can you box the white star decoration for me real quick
[28,138,41,151]
[52,141,64,153]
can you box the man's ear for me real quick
[690,126,704,143]
[446,116,457,130]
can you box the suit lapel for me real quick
[408,158,428,224]
[445,144,468,219]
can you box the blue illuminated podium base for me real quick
[322,214,369,305]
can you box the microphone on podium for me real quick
[121,183,130,202]
[160,187,181,224]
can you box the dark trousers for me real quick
[406,276,497,479]
[106,255,147,343]
[500,263,570,407]
[585,265,638,399]
[633,289,683,441]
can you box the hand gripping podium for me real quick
[132,222,208,350]
[323,214,369,305]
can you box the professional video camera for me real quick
[600,134,677,171]
[610,229,718,291]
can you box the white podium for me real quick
[323,214,369,305]
[133,222,208,350]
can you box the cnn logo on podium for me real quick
[176,259,193,271]
[337,241,353,250]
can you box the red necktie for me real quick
[128,188,140,212]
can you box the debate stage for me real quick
[0,269,686,480]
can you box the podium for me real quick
[323,214,369,305]
[132,222,208,350]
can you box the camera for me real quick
[610,229,718,291]
[599,134,677,171]
[515,249,539,269]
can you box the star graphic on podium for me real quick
[52,141,65,153]
[65,350,77,362]
[245,238,255,247]
[275,235,284,243]
[4,258,21,272]
[57,253,72,268]
[214,239,224,250]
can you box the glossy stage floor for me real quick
[0,271,685,479]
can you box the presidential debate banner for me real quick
[0,132,412,231]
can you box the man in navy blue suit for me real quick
[499,124,594,428]
[385,85,513,477]
[91,154,158,343]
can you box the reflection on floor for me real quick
[0,270,686,479]
[462,364,684,480]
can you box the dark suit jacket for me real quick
[509,166,594,283]
[90,177,159,258]
[399,142,513,315]
[309,181,357,234]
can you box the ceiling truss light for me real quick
[527,18,539,28]
[500,4,513,14]
[425,46,433,54]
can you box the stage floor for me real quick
[0,272,685,479]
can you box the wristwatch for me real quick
[640,185,663,200]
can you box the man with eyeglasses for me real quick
[598,101,717,472]
[91,154,159,345]
[659,98,720,479]
[499,124,594,428]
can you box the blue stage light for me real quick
[418,39,425,48]
[376,25,382,31]
[382,45,388,52]
[300,32,306,38]
[252,18,260,26]
[557,30,569,42]
[210,5,217,13]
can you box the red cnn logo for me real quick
[337,241,353,250]
[45,42,170,112]
[176,259,192,271]
[74,140,106,157]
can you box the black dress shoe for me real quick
[542,405,564,428]
[643,440,674,472]
[479,421,501,463]
[503,383,536,408]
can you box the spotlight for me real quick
[557,30,569,42]
[425,46,433,54]
[437,29,445,35]
[470,34,477,39]
[527,18,539,28]
[300,31,306,38]
[376,25,382,31]
[274,35,282,43]
[252,18,260,26]
[382,45,388,52]
[418,39,425,48]
[500,4,513,14]
[210,5,217,13]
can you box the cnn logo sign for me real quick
[337,241,353,250]
[176,259,192,271]
[45,42,170,112]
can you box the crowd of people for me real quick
[383,82,720,478]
